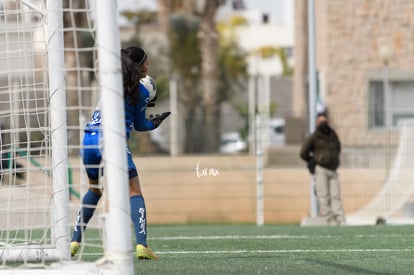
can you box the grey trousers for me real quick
[315,165,345,222]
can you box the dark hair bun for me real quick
[125,47,147,65]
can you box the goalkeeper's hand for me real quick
[147,96,157,107]
[149,111,171,128]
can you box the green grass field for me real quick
[75,224,414,274]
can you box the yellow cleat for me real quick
[136,244,158,260]
[70,241,80,257]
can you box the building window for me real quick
[369,80,414,129]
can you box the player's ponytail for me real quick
[121,47,147,105]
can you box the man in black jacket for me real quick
[300,114,345,225]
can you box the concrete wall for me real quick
[70,155,386,225]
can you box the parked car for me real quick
[219,132,247,154]
[269,118,285,147]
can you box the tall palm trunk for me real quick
[63,0,88,154]
[199,0,221,152]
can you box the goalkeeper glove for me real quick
[149,111,171,128]
[147,96,157,107]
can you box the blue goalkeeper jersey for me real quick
[85,83,156,140]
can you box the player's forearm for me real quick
[134,119,156,131]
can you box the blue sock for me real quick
[130,195,147,246]
[71,189,101,243]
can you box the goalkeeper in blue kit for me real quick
[70,47,170,259]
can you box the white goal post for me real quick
[0,0,133,274]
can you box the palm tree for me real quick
[62,0,94,154]
[157,0,224,153]
[197,0,222,152]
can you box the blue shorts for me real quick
[81,131,138,180]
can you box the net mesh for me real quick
[0,0,103,268]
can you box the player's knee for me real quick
[129,177,142,196]
[89,187,102,196]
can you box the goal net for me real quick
[347,120,414,225]
[0,0,133,273]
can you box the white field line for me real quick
[79,248,414,257]
[148,234,414,255]
[77,234,414,256]
[148,234,414,240]
[156,248,414,255]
